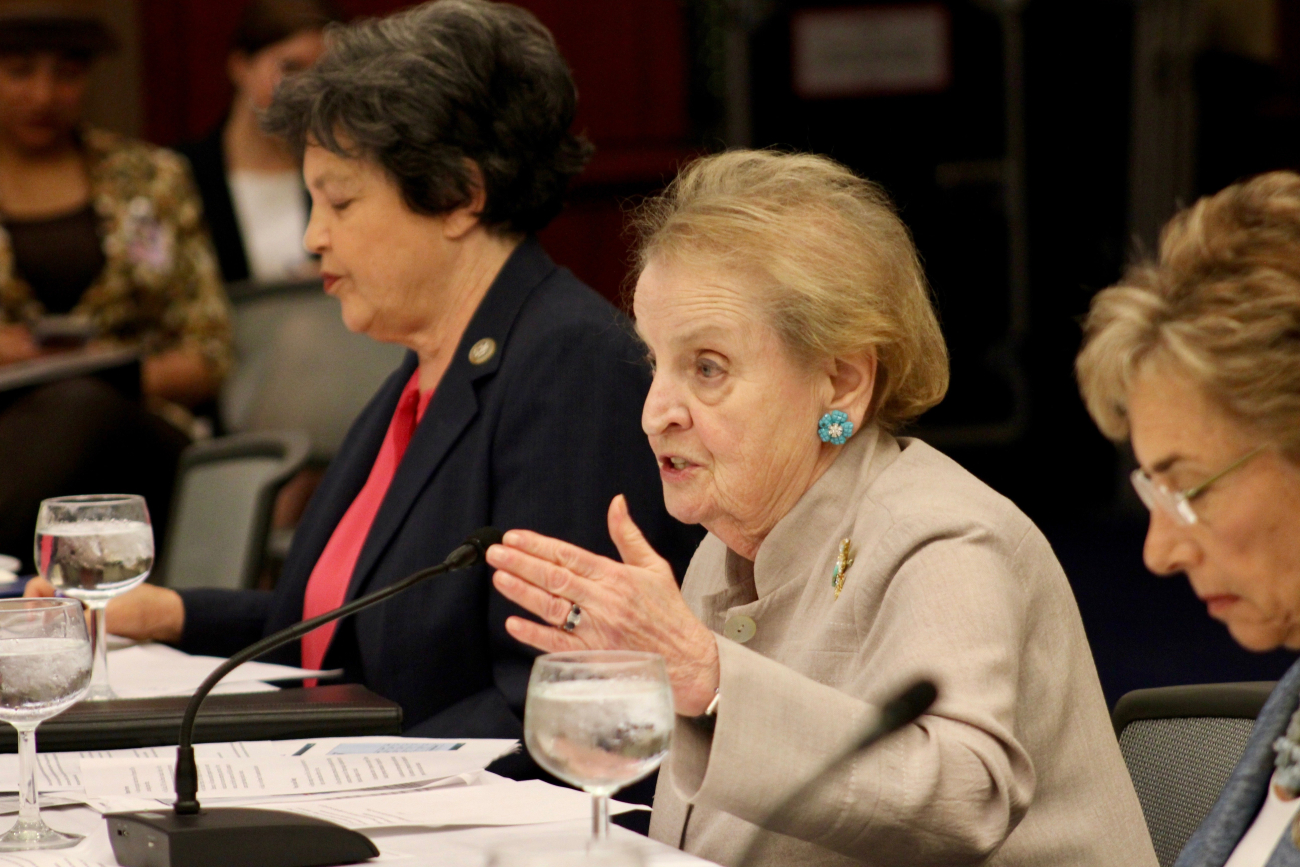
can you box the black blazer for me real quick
[175,126,250,283]
[177,239,703,747]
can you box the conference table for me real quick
[0,642,717,867]
[7,794,711,867]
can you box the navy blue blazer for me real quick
[177,238,703,748]
[1176,657,1300,867]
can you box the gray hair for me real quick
[263,0,592,233]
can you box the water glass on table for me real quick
[524,650,674,842]
[33,494,154,700]
[0,597,92,849]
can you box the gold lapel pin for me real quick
[831,538,854,598]
[468,337,497,365]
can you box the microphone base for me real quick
[105,808,379,867]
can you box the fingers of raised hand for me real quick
[503,615,587,654]
[498,530,608,580]
[487,543,589,602]
[492,570,575,628]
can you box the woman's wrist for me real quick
[674,628,721,717]
[107,584,185,644]
[155,587,185,643]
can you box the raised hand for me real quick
[488,494,719,716]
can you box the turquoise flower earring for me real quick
[818,410,854,445]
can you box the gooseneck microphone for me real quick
[735,679,938,867]
[106,527,503,867]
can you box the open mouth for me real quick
[661,456,692,472]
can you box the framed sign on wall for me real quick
[792,4,951,99]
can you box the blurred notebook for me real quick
[0,346,141,397]
[0,685,403,753]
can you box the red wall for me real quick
[138,0,695,303]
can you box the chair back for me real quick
[158,431,310,590]
[1112,682,1276,867]
[220,280,406,460]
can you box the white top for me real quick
[1225,773,1300,867]
[227,169,311,283]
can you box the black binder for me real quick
[0,685,403,753]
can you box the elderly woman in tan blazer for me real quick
[487,150,1155,867]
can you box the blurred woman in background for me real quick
[1077,171,1300,867]
[178,0,338,284]
[0,1,230,567]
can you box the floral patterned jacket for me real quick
[0,128,232,378]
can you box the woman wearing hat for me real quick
[0,1,231,566]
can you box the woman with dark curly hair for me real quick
[30,0,700,770]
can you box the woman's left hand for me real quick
[488,494,720,716]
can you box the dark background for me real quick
[131,0,1300,704]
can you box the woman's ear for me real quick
[826,350,878,429]
[443,161,487,240]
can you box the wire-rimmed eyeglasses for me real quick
[1130,444,1268,526]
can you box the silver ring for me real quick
[562,603,581,633]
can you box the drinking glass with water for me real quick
[524,651,674,841]
[0,597,91,850]
[34,495,153,700]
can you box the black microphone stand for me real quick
[105,527,503,867]
[734,680,937,867]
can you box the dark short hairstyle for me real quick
[0,2,116,58]
[231,0,341,56]
[263,0,593,235]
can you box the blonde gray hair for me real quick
[632,150,949,431]
[1077,170,1300,456]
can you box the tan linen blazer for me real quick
[649,427,1156,867]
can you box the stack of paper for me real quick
[79,738,516,808]
[0,736,644,836]
[104,643,339,699]
[262,779,646,830]
[0,738,511,808]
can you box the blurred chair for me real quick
[1112,682,1275,867]
[219,279,407,461]
[158,430,310,591]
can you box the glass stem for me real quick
[87,602,111,699]
[592,794,609,841]
[14,723,41,831]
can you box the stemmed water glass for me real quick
[524,651,674,841]
[34,495,154,701]
[0,598,92,849]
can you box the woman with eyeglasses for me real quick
[1077,171,1300,867]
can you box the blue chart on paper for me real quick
[328,742,465,755]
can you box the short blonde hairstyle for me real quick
[632,150,948,431]
[1077,170,1300,455]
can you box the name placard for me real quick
[793,5,951,98]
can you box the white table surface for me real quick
[2,804,712,867]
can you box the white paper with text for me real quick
[80,746,515,801]
[263,779,645,830]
